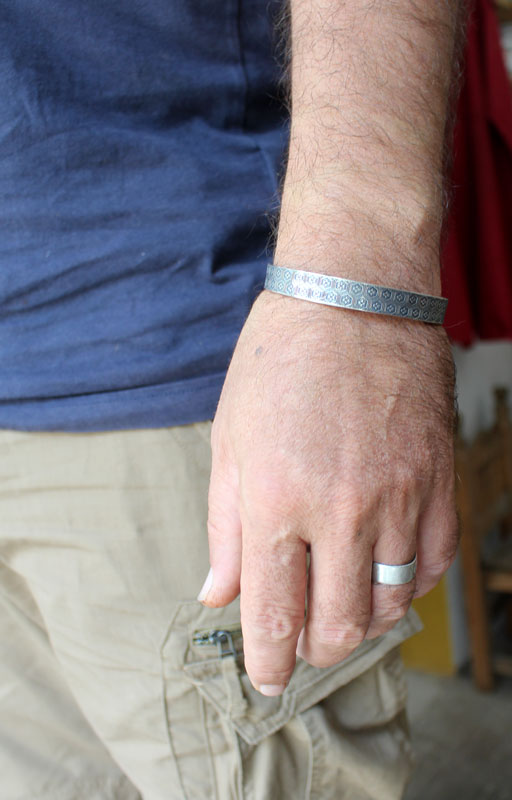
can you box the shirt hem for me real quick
[0,373,226,432]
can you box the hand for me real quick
[199,288,458,695]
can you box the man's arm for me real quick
[199,0,465,694]
[274,0,463,290]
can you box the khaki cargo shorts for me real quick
[0,422,421,800]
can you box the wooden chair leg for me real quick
[459,529,495,691]
[506,597,512,640]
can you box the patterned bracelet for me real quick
[264,264,448,325]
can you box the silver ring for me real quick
[372,554,417,586]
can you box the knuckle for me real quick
[390,600,411,620]
[248,610,303,643]
[422,553,456,581]
[372,599,411,623]
[313,620,367,651]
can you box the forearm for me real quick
[274,0,466,294]
[204,0,462,695]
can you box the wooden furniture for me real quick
[456,387,512,691]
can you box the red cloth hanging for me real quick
[441,0,512,344]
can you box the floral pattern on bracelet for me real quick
[264,264,448,325]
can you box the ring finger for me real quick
[365,516,418,640]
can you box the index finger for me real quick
[240,515,307,696]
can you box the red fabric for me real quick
[441,0,512,344]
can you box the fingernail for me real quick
[296,629,306,659]
[197,567,214,603]
[259,684,287,697]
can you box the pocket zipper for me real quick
[192,628,242,658]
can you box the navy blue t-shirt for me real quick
[0,1,288,430]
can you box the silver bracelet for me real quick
[264,264,448,325]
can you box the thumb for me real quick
[199,453,242,607]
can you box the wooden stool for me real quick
[456,387,512,691]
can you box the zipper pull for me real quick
[193,629,237,658]
[191,628,248,718]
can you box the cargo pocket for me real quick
[300,648,416,800]
[160,599,422,800]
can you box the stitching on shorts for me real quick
[160,608,188,800]
[299,708,326,800]
[201,693,219,800]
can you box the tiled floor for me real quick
[404,670,512,800]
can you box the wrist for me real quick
[276,129,446,297]
[252,283,451,371]
[273,217,442,298]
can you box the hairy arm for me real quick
[200,0,465,693]
[275,0,464,289]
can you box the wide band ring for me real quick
[372,554,417,586]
